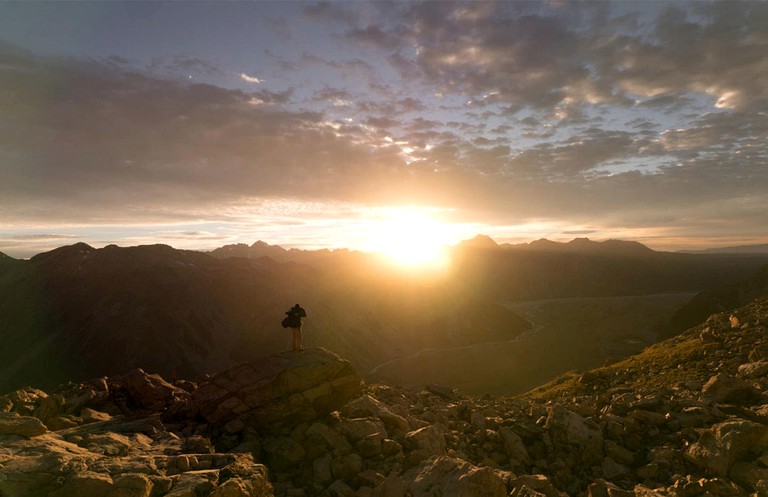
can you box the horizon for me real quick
[2,2,767,260]
[3,233,767,261]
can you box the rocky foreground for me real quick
[3,299,768,496]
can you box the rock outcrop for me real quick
[194,348,362,432]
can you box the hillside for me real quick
[661,264,768,338]
[3,298,768,497]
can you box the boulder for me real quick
[403,425,446,465]
[685,418,768,476]
[587,479,635,497]
[509,474,569,497]
[545,404,603,461]
[700,374,759,404]
[341,395,410,436]
[193,348,361,431]
[375,456,507,497]
[737,361,768,379]
[0,411,48,437]
[118,368,192,413]
[499,427,531,467]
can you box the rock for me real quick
[671,475,743,497]
[303,421,352,458]
[737,361,768,379]
[499,426,531,467]
[628,410,667,426]
[545,404,603,462]
[729,462,768,491]
[426,383,457,401]
[509,474,569,497]
[0,413,272,497]
[331,453,364,481]
[119,368,191,413]
[0,411,48,437]
[403,425,446,464]
[33,393,64,424]
[379,456,507,497]
[262,435,306,471]
[685,418,768,476]
[325,479,356,497]
[193,348,362,431]
[701,374,759,404]
[5,387,47,415]
[601,456,630,480]
[587,479,635,497]
[340,395,410,436]
[80,407,112,424]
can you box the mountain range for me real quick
[2,237,768,394]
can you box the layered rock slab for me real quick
[194,348,362,431]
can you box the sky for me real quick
[1,1,767,258]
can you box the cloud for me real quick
[2,0,768,254]
[240,72,263,84]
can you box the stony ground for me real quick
[2,298,768,496]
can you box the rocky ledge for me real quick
[3,300,768,496]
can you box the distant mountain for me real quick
[680,243,768,254]
[507,237,656,256]
[0,242,530,393]
[455,234,500,250]
[208,240,346,265]
[451,236,768,300]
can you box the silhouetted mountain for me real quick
[680,243,768,254]
[0,242,530,393]
[455,234,499,250]
[208,240,347,266]
[452,236,768,299]
[0,251,18,267]
[661,263,768,338]
[508,237,655,256]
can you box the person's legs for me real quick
[292,327,303,351]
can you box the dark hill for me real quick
[510,237,655,256]
[0,243,530,393]
[451,237,768,299]
[661,263,768,338]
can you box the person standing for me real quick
[283,304,307,351]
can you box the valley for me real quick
[2,238,767,395]
[367,292,695,395]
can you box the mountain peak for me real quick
[30,242,96,263]
[514,238,654,255]
[458,234,499,249]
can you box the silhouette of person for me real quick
[285,304,307,351]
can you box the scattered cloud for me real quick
[1,1,768,256]
[240,72,263,84]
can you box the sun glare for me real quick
[364,207,456,269]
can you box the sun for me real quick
[364,207,456,269]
